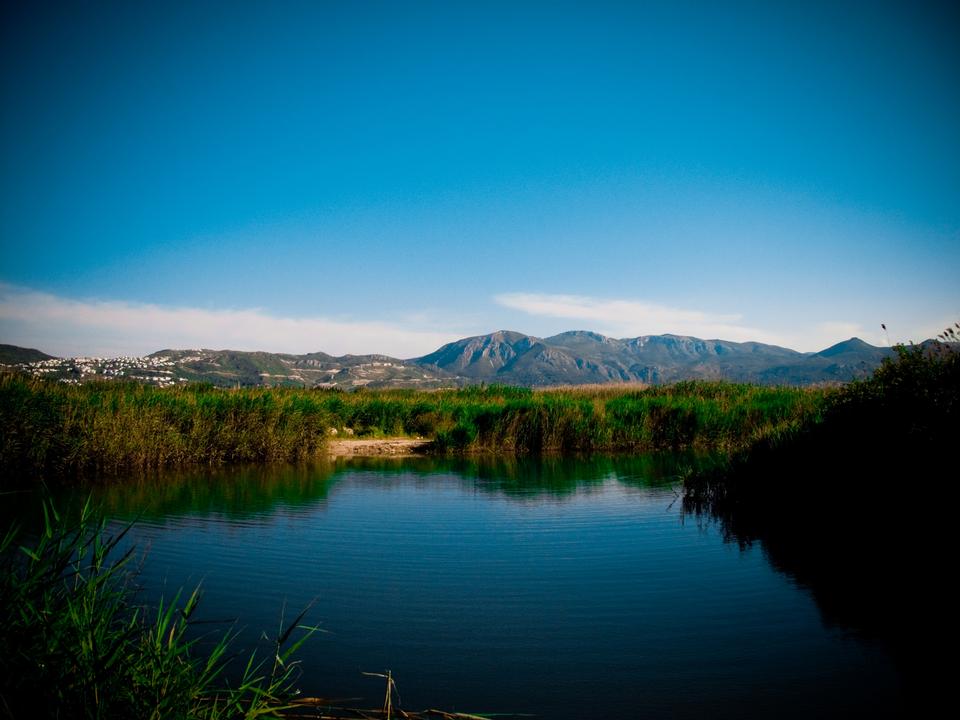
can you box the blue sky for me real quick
[1,0,958,357]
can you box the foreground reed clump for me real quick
[1,372,826,483]
[0,499,316,719]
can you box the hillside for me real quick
[417,330,894,386]
[1,330,897,388]
[0,344,56,365]
[153,348,457,388]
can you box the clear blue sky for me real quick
[1,0,958,357]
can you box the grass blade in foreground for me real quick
[0,499,316,719]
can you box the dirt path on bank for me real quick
[326,438,432,457]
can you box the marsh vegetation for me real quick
[0,374,824,483]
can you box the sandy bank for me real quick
[326,438,432,457]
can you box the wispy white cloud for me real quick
[0,284,942,360]
[494,292,781,344]
[0,284,462,358]
[493,292,897,351]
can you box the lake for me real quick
[58,455,904,718]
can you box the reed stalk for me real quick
[0,499,318,719]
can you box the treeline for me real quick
[1,372,825,483]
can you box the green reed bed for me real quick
[302,382,823,453]
[1,372,826,483]
[430,382,825,453]
[0,499,316,719]
[1,375,333,480]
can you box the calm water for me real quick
[64,456,902,718]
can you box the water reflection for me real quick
[684,462,942,717]
[75,452,720,521]
[93,463,338,520]
[5,454,908,719]
[329,452,716,497]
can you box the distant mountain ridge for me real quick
[1,330,898,388]
[419,330,894,386]
[0,343,55,365]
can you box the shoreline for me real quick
[326,438,432,457]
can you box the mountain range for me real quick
[1,331,896,388]
[419,330,894,386]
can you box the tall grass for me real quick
[430,381,824,453]
[0,499,316,719]
[1,375,333,481]
[1,372,826,483]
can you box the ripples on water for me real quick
[38,456,903,718]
